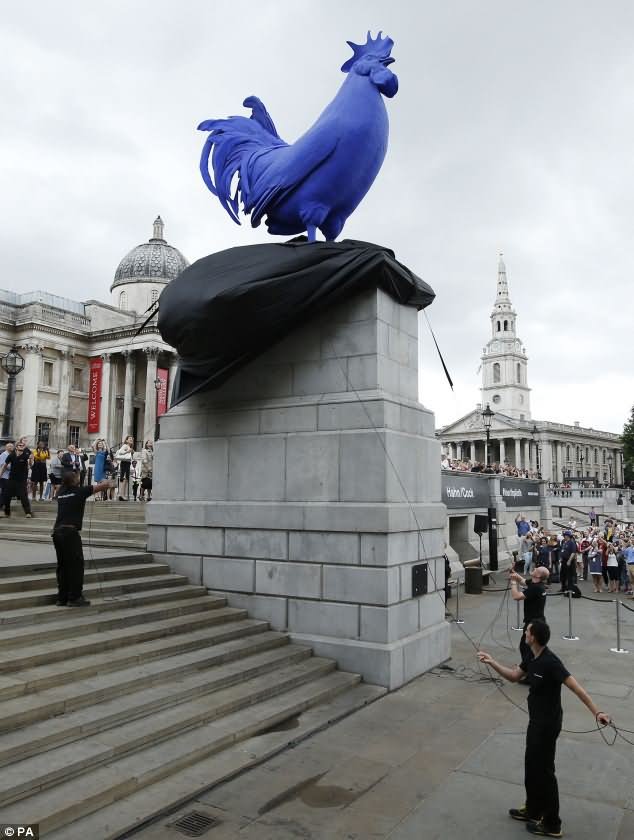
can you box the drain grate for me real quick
[172,811,220,837]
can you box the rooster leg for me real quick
[306,224,318,243]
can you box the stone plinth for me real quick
[147,287,450,689]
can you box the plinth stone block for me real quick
[149,287,450,689]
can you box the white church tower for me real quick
[480,254,531,421]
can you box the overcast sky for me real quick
[2,1,632,434]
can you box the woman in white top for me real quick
[115,435,135,501]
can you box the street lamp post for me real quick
[1,346,25,439]
[154,376,162,442]
[608,455,613,486]
[481,403,494,467]
[531,423,541,477]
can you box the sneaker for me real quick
[526,819,563,837]
[67,596,91,607]
[25,513,32,518]
[55,599,67,607]
[510,807,532,822]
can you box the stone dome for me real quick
[110,216,189,291]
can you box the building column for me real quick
[56,349,74,448]
[514,438,521,468]
[17,344,42,443]
[168,355,178,409]
[523,439,530,471]
[143,347,159,443]
[541,439,553,482]
[98,353,112,443]
[499,439,506,465]
[557,441,564,480]
[456,442,462,460]
[121,350,136,439]
[470,441,476,462]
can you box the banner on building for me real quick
[500,479,540,508]
[87,358,102,433]
[442,473,491,509]
[156,367,169,417]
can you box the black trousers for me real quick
[52,527,85,602]
[3,479,31,515]
[525,719,562,830]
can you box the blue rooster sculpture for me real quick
[198,32,398,242]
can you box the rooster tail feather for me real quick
[198,116,287,225]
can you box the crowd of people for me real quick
[514,513,634,597]
[442,456,539,478]
[0,436,154,517]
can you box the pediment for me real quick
[438,410,519,437]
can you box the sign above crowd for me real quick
[442,473,490,509]
[500,478,540,508]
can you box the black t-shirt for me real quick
[5,449,31,482]
[520,647,570,725]
[523,580,547,626]
[54,485,94,531]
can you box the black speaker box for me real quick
[473,514,488,535]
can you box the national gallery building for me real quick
[438,256,624,485]
[0,217,188,450]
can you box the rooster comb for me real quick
[341,31,395,73]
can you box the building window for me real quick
[602,450,606,465]
[503,320,508,331]
[566,445,570,460]
[496,321,501,332]
[42,361,54,387]
[594,447,598,463]
[516,363,521,383]
[585,447,589,462]
[37,420,51,445]
[119,290,128,310]
[68,425,80,447]
[72,367,84,391]
[492,394,501,404]
[493,362,501,383]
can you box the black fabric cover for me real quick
[158,236,435,406]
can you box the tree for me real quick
[622,405,634,487]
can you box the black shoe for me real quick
[526,819,562,837]
[67,596,91,607]
[55,599,67,607]
[510,807,533,822]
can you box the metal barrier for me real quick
[562,590,579,641]
[452,578,464,625]
[511,599,522,632]
[610,600,630,655]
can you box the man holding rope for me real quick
[478,619,610,838]
[509,567,549,671]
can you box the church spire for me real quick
[496,253,511,305]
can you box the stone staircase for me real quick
[1,499,147,550]
[0,551,385,838]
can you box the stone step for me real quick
[2,669,361,834]
[0,532,147,549]
[0,592,226,650]
[0,632,292,767]
[0,552,153,576]
[0,561,171,594]
[0,605,250,685]
[0,572,189,611]
[47,682,385,840]
[0,653,327,808]
[0,620,274,732]
[1,515,146,528]
[0,583,207,628]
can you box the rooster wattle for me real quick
[198,31,398,242]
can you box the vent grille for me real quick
[172,811,220,836]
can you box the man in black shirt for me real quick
[52,470,114,607]
[510,567,549,668]
[478,620,610,837]
[559,531,578,592]
[0,440,33,517]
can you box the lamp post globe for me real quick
[481,403,494,468]
[1,346,25,440]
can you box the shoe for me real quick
[510,807,533,822]
[55,599,67,606]
[67,596,91,607]
[25,513,32,518]
[526,819,562,837]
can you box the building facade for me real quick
[0,217,188,449]
[438,256,624,484]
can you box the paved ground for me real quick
[133,574,634,840]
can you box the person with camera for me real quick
[478,619,610,838]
